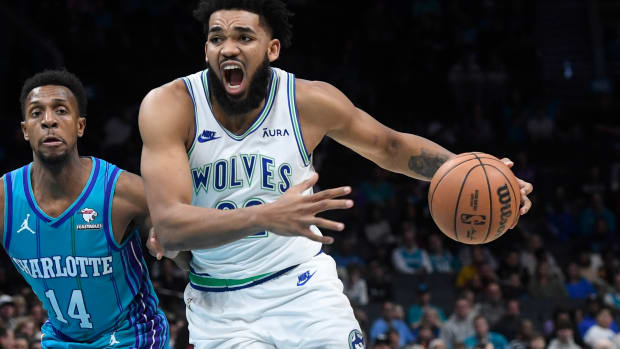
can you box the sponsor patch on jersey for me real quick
[262,128,290,138]
[77,208,102,230]
[348,329,365,349]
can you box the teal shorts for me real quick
[41,311,169,349]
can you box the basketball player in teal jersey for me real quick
[139,1,533,348]
[1,70,172,348]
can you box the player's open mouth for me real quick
[221,62,246,95]
[41,136,64,147]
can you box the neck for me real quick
[30,152,88,199]
[211,97,266,135]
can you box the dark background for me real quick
[1,0,620,348]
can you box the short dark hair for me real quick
[20,70,87,119]
[193,0,293,48]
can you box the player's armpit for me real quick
[112,171,150,243]
[295,79,455,181]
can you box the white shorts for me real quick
[184,252,365,349]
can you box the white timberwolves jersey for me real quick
[182,67,322,282]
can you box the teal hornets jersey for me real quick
[2,157,168,347]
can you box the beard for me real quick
[35,149,69,166]
[207,55,272,116]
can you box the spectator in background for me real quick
[580,193,616,239]
[583,307,617,347]
[428,233,458,273]
[365,204,396,246]
[508,319,535,349]
[392,223,432,274]
[459,246,498,271]
[578,296,620,337]
[493,299,522,341]
[566,262,597,299]
[345,264,369,306]
[479,282,505,327]
[528,333,546,349]
[520,235,563,280]
[548,320,581,349]
[413,308,444,340]
[332,234,366,270]
[373,333,391,349]
[414,325,437,349]
[0,296,16,330]
[13,334,28,349]
[370,301,415,347]
[440,298,476,349]
[528,260,568,299]
[387,328,402,349]
[367,261,394,303]
[498,250,529,289]
[407,283,446,327]
[464,315,508,349]
[603,272,620,310]
[0,327,14,349]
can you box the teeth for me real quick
[223,65,241,70]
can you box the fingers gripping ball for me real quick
[428,153,521,244]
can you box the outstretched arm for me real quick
[296,79,532,214]
[138,81,353,252]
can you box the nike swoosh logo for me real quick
[197,135,221,143]
[296,271,316,286]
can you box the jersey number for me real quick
[216,198,268,238]
[44,289,93,329]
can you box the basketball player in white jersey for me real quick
[139,1,533,348]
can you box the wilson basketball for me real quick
[428,152,521,244]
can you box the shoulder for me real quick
[111,171,147,214]
[139,79,194,134]
[295,79,353,110]
[295,78,357,129]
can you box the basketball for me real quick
[428,152,521,244]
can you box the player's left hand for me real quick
[147,227,179,260]
[501,158,533,216]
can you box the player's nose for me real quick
[41,109,58,128]
[221,39,240,58]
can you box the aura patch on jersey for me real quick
[191,154,292,194]
[348,329,365,349]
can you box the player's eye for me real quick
[209,37,223,44]
[240,35,252,42]
[30,109,42,118]
[56,107,68,115]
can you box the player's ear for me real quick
[267,39,280,62]
[77,116,86,138]
[21,120,29,141]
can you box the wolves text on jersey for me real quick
[12,255,113,279]
[191,153,292,195]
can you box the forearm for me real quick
[154,202,267,251]
[384,133,455,181]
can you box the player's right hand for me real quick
[147,227,179,260]
[262,173,353,244]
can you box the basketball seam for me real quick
[429,155,497,217]
[482,163,520,230]
[473,153,493,243]
[453,164,482,243]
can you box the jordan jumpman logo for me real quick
[17,214,35,234]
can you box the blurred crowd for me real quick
[1,0,620,348]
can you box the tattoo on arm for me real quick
[408,149,450,180]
